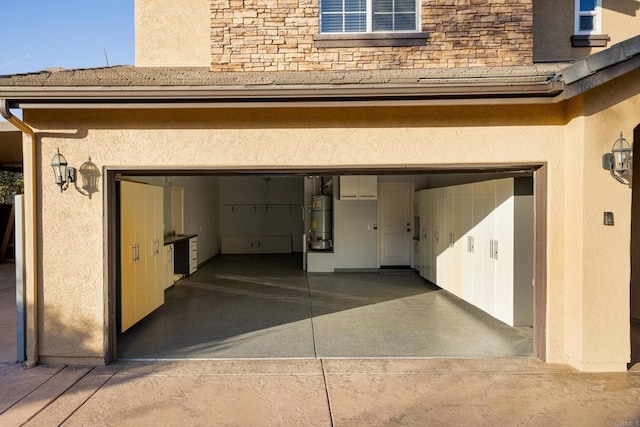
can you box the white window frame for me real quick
[319,0,421,34]
[574,0,602,35]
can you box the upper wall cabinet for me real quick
[340,175,377,200]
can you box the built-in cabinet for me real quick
[339,175,377,200]
[164,243,174,289]
[174,235,198,275]
[120,180,165,333]
[416,178,534,326]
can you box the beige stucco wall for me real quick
[632,123,640,321]
[572,69,640,370]
[23,89,639,370]
[533,0,640,62]
[135,0,211,66]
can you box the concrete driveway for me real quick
[1,261,640,426]
[1,358,639,426]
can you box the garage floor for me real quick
[118,254,534,359]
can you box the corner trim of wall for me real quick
[534,164,548,362]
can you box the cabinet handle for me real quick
[132,244,137,263]
[490,240,498,260]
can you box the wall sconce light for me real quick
[602,132,633,185]
[51,150,101,198]
[51,148,75,192]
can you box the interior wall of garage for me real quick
[220,176,305,253]
[21,99,634,370]
[136,175,221,263]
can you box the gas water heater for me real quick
[309,194,332,250]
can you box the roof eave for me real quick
[0,80,565,109]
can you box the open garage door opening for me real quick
[107,167,545,362]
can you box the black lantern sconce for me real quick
[602,132,633,185]
[51,148,75,192]
[51,149,101,198]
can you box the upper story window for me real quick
[320,0,418,33]
[575,0,602,34]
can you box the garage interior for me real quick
[114,170,538,360]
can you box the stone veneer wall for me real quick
[210,0,533,71]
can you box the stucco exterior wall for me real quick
[23,94,637,370]
[135,0,211,66]
[533,0,640,62]
[575,69,640,371]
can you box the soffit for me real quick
[0,122,23,169]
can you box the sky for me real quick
[0,1,134,76]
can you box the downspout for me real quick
[0,99,38,367]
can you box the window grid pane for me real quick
[372,0,416,31]
[579,0,596,11]
[320,0,417,32]
[579,15,594,31]
[345,0,366,12]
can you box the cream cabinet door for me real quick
[357,176,378,200]
[339,175,377,200]
[471,181,487,311]
[460,183,474,302]
[120,180,141,332]
[339,176,359,200]
[495,178,515,325]
[482,180,497,316]
[165,244,174,289]
[120,181,164,333]
[151,185,164,311]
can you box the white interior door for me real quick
[379,182,414,266]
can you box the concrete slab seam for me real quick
[306,275,319,359]
[56,363,126,425]
[320,359,336,427]
[0,364,65,416]
[19,366,93,425]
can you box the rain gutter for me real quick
[1,79,566,110]
[0,99,38,367]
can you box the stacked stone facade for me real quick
[210,0,533,71]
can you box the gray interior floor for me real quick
[118,254,534,359]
